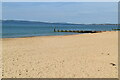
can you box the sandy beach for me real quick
[2,31,118,78]
[0,38,2,79]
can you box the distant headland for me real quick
[1,20,120,25]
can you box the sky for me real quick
[2,2,118,24]
[2,0,120,2]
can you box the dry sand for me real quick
[2,31,118,78]
[0,39,2,79]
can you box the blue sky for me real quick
[2,2,118,24]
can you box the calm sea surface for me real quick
[2,20,118,38]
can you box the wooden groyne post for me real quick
[54,28,102,33]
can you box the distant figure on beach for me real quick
[54,28,56,32]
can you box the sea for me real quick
[1,20,118,38]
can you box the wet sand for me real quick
[2,31,118,78]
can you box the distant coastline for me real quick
[1,20,119,25]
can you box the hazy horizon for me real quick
[2,19,119,24]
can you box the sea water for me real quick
[2,20,118,38]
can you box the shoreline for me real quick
[2,31,110,39]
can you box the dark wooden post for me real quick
[54,28,55,32]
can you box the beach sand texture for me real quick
[2,31,118,78]
[0,39,2,79]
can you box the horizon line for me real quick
[1,19,118,24]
